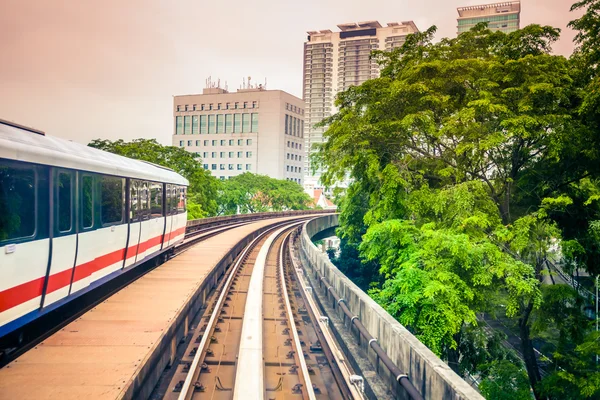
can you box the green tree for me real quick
[314,21,599,398]
[88,138,220,217]
[217,173,311,215]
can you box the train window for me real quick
[130,181,139,222]
[81,175,94,229]
[0,162,36,241]
[177,186,187,214]
[101,176,124,225]
[150,182,162,218]
[140,181,149,220]
[57,172,72,232]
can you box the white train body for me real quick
[0,121,188,338]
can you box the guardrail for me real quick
[186,209,336,231]
[298,214,483,400]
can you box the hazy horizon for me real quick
[1,0,583,145]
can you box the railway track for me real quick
[166,222,363,400]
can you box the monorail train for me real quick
[0,119,188,341]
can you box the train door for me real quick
[89,176,127,283]
[42,169,77,307]
[134,181,151,263]
[164,184,175,246]
[166,185,178,247]
[124,180,141,268]
[0,161,50,333]
[69,172,98,294]
[145,182,164,256]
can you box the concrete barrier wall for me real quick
[300,214,483,400]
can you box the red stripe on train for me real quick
[0,226,186,313]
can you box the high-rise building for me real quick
[172,85,305,184]
[457,1,521,35]
[302,21,419,189]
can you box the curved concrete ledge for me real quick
[300,214,483,400]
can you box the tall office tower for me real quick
[302,21,419,190]
[173,83,305,184]
[457,1,521,35]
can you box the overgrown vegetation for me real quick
[88,139,311,218]
[314,1,600,398]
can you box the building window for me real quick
[252,101,257,108]
[246,164,251,170]
[220,176,225,180]
[217,114,224,133]
[176,105,181,112]
[176,116,183,135]
[212,140,217,146]
[192,115,199,134]
[209,103,213,110]
[251,113,258,132]
[237,151,242,158]
[208,115,216,134]
[233,114,241,133]
[187,140,192,146]
[288,116,293,136]
[247,139,252,145]
[193,104,197,111]
[242,114,250,133]
[285,115,288,134]
[287,141,290,148]
[196,140,201,146]
[287,166,290,171]
[225,114,233,133]
[243,102,248,109]
[237,164,242,170]
[179,140,184,147]
[217,103,222,110]
[228,164,234,170]
[238,139,243,145]
[220,140,226,146]
[212,152,217,157]
[226,102,230,110]
[234,102,239,109]
[203,164,208,169]
[286,153,290,159]
[229,151,234,157]
[211,164,217,170]
[203,152,209,158]
[220,152,225,158]
[204,140,209,146]
[299,156,302,162]
[184,105,189,111]
[201,104,205,111]
[229,139,234,146]
[220,164,225,170]
[200,115,208,134]
[246,151,252,158]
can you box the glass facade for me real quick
[200,115,208,134]
[184,116,191,134]
[251,113,258,132]
[225,114,233,133]
[176,116,183,135]
[234,114,241,133]
[217,114,224,133]
[208,115,215,134]
[242,114,250,133]
[192,115,199,134]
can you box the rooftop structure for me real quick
[457,1,521,34]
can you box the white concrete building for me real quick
[302,21,419,188]
[172,85,305,184]
[457,1,521,35]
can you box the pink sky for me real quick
[0,0,583,145]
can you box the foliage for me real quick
[217,173,311,215]
[89,138,220,218]
[314,13,600,399]
[479,360,532,400]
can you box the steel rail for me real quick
[177,230,267,400]
[287,232,364,400]
[278,231,317,400]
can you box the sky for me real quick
[0,0,583,145]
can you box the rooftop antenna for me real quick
[218,78,221,88]
[243,77,246,89]
[248,76,252,88]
